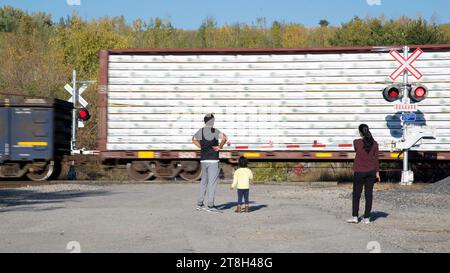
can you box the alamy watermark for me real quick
[66,241,82,253]
[367,241,382,253]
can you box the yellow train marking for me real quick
[243,153,261,158]
[315,153,333,158]
[390,153,404,159]
[138,151,155,159]
[17,142,48,147]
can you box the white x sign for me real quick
[65,84,89,107]
[389,48,424,81]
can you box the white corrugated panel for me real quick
[107,51,450,151]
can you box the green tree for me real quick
[144,17,176,48]
[282,24,307,48]
[270,21,283,48]
[51,14,131,79]
[330,16,449,47]
[403,18,448,44]
[0,15,68,98]
[319,19,329,28]
[330,16,373,46]
[0,6,25,32]
[197,17,217,48]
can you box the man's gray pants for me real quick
[198,162,220,208]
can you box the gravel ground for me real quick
[0,182,449,253]
[282,183,450,253]
[427,176,450,195]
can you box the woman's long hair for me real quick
[359,124,374,153]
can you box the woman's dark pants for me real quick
[353,171,376,219]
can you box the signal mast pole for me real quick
[401,46,412,185]
[71,70,78,152]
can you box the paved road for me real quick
[0,183,402,253]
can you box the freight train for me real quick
[2,44,450,181]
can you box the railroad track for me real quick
[0,181,57,189]
[0,179,200,189]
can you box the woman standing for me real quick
[347,124,380,224]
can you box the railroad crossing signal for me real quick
[65,70,96,152]
[382,83,428,104]
[383,46,429,185]
[65,83,89,128]
[389,48,424,81]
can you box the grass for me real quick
[251,162,354,183]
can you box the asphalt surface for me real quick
[0,183,448,253]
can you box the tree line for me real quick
[0,5,449,148]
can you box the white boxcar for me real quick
[98,45,450,180]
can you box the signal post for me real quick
[383,46,435,185]
[64,70,95,154]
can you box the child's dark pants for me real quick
[237,189,250,205]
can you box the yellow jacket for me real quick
[232,168,253,189]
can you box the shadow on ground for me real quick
[216,202,268,212]
[0,188,111,213]
[371,211,389,222]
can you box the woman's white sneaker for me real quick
[346,216,359,223]
[362,218,371,224]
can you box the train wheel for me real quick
[26,162,55,181]
[179,161,202,181]
[50,160,62,180]
[127,162,154,181]
[179,168,202,181]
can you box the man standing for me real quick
[192,114,228,213]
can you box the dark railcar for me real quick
[0,97,73,181]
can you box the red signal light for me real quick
[383,85,402,102]
[388,89,399,98]
[415,87,426,97]
[410,85,428,102]
[77,108,91,122]
[79,110,88,119]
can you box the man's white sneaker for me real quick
[346,216,359,223]
[206,207,223,213]
[362,218,371,224]
[196,205,207,211]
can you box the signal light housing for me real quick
[382,84,428,103]
[410,84,428,102]
[382,84,402,102]
[77,108,91,122]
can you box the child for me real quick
[231,156,253,213]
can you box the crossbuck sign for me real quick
[64,84,89,108]
[389,48,424,81]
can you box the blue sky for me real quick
[1,0,449,29]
